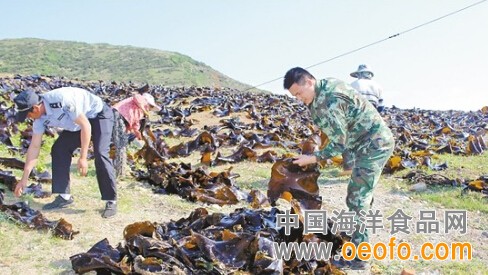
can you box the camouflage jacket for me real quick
[308,78,391,160]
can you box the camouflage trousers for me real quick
[342,149,354,170]
[112,110,129,178]
[346,132,395,246]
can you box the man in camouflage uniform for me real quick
[283,67,394,270]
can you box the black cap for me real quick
[13,90,40,122]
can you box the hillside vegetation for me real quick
[0,38,261,92]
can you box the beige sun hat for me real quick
[350,64,374,78]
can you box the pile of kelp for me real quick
[70,205,345,274]
[0,189,78,239]
[133,158,248,206]
[383,107,488,173]
[129,126,325,206]
[0,74,314,155]
[2,75,485,165]
[0,157,52,198]
[267,159,322,210]
[0,75,315,205]
[1,74,488,202]
[71,150,346,274]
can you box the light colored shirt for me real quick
[33,87,104,134]
[350,78,383,107]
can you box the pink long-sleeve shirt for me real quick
[113,94,149,139]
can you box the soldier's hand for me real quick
[292,155,318,167]
[78,158,88,176]
[14,178,28,197]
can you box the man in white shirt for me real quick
[342,65,386,177]
[13,88,118,218]
[350,64,384,112]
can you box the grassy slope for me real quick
[0,38,263,92]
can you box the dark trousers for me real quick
[51,104,117,200]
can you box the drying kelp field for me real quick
[0,75,487,275]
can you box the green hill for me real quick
[0,38,262,92]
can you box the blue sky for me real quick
[1,0,487,111]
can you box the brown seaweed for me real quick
[0,191,78,240]
[267,158,322,210]
[71,207,345,274]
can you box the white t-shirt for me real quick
[33,87,104,134]
[350,78,383,107]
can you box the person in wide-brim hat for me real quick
[349,63,384,112]
[350,64,374,78]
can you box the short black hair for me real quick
[283,67,315,89]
